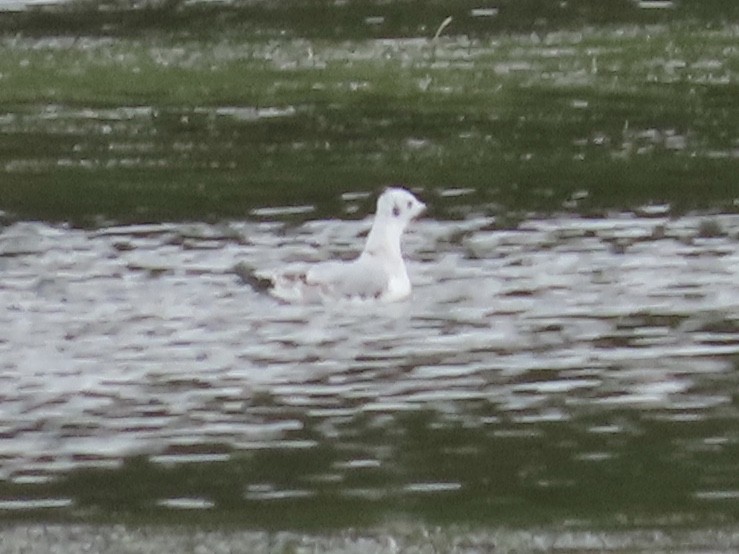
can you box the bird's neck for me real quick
[362,217,403,261]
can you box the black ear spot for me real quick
[392,204,401,217]
[407,200,412,209]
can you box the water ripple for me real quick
[0,209,737,504]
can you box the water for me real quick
[1,15,738,222]
[0,0,738,549]
[1,206,737,533]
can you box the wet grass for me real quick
[0,2,737,223]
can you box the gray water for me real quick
[1,0,738,550]
[1,200,738,535]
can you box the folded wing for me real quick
[305,257,390,299]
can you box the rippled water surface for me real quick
[1,205,738,530]
[0,1,738,548]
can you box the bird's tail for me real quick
[232,262,273,292]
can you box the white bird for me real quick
[253,187,426,304]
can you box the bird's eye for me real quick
[407,201,412,209]
[392,205,400,217]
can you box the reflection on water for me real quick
[1,203,737,527]
[2,22,738,224]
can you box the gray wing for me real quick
[306,257,389,299]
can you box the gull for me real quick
[250,187,426,304]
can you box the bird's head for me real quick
[375,187,426,228]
